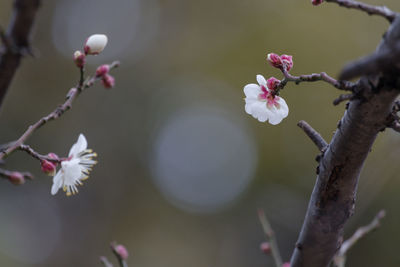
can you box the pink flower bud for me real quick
[282,262,291,267]
[115,244,129,260]
[267,77,281,91]
[260,242,271,254]
[311,0,323,5]
[267,53,283,69]
[96,64,110,77]
[101,74,115,89]
[9,172,25,185]
[48,153,59,160]
[280,54,293,71]
[41,160,57,176]
[73,50,86,68]
[84,34,108,55]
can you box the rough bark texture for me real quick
[0,0,40,110]
[290,16,400,267]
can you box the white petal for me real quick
[62,159,82,186]
[256,74,267,86]
[244,84,261,98]
[276,97,289,118]
[268,110,284,125]
[51,171,63,195]
[85,34,108,54]
[68,134,88,157]
[250,101,271,122]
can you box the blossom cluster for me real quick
[243,53,293,125]
[73,34,115,89]
[41,134,97,196]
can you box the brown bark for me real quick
[290,16,400,267]
[0,0,40,110]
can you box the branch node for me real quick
[297,120,328,151]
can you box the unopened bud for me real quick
[84,34,108,55]
[267,53,283,69]
[48,153,59,160]
[282,262,291,267]
[267,77,281,91]
[73,50,86,68]
[101,74,115,89]
[311,0,323,6]
[96,64,110,77]
[41,160,57,176]
[260,242,271,254]
[9,172,25,185]
[280,54,293,71]
[115,244,129,260]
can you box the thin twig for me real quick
[19,144,63,163]
[258,209,283,267]
[0,168,33,181]
[333,93,353,106]
[100,256,114,267]
[0,61,119,161]
[326,0,397,23]
[297,120,328,151]
[332,210,386,267]
[274,69,355,96]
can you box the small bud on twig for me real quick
[9,171,25,185]
[84,34,108,55]
[41,159,57,176]
[311,0,323,6]
[101,74,115,89]
[96,64,110,77]
[73,50,86,68]
[260,242,272,254]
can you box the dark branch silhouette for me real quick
[0,0,41,110]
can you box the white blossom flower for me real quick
[244,74,289,125]
[84,34,108,55]
[51,134,97,196]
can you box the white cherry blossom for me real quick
[244,75,289,125]
[51,134,97,196]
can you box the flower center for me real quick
[259,85,280,109]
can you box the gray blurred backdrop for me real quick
[0,0,399,266]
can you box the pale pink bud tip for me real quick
[101,74,115,89]
[267,53,283,69]
[282,263,291,267]
[96,64,110,77]
[84,34,108,55]
[281,54,293,71]
[115,245,129,260]
[41,160,57,176]
[267,77,280,91]
[73,50,86,68]
[311,0,323,6]
[48,153,59,160]
[260,242,271,254]
[9,172,25,185]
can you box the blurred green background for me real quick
[0,0,399,266]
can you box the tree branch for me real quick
[275,69,355,96]
[258,209,283,267]
[0,61,119,161]
[333,94,353,106]
[290,14,400,267]
[325,0,397,23]
[332,210,385,267]
[0,0,41,110]
[297,120,328,151]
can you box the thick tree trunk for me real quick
[290,16,400,267]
